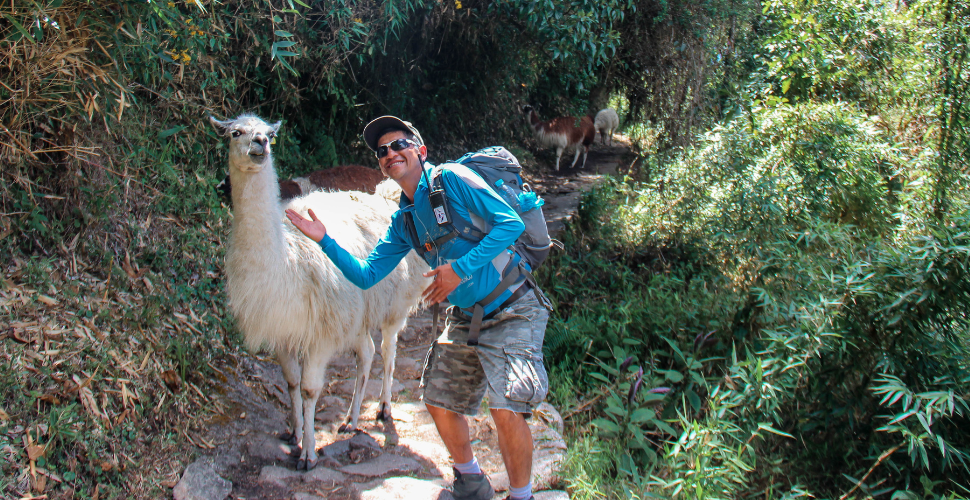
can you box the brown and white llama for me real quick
[217,164,386,202]
[594,108,619,146]
[520,104,596,171]
[284,164,385,197]
[210,113,429,470]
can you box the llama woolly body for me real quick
[594,108,619,145]
[227,180,425,356]
[531,122,572,151]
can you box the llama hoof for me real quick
[297,456,317,470]
[280,431,299,446]
[376,404,393,422]
[297,448,318,470]
[337,422,359,433]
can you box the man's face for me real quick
[376,130,427,182]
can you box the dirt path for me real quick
[173,138,634,500]
[526,138,632,236]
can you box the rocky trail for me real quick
[172,138,634,500]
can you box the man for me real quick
[285,116,550,500]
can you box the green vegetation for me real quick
[538,0,970,497]
[1,0,968,498]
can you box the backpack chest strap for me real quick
[422,228,461,254]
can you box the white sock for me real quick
[510,483,533,499]
[454,457,482,475]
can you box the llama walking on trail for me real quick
[594,108,619,146]
[209,114,429,470]
[520,104,595,171]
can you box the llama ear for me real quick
[209,116,233,136]
[271,121,282,135]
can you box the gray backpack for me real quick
[450,146,555,268]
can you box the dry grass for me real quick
[0,5,239,496]
[0,218,243,498]
[0,1,132,164]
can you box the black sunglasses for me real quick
[376,138,417,158]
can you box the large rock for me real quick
[357,476,450,500]
[246,431,296,462]
[535,491,570,500]
[347,431,383,464]
[256,464,348,489]
[257,465,302,488]
[173,459,232,500]
[304,466,347,484]
[292,494,327,500]
[319,431,381,464]
[340,453,422,477]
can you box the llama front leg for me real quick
[580,145,589,169]
[277,350,303,446]
[569,145,583,169]
[377,318,406,421]
[555,146,564,171]
[339,332,376,432]
[297,354,330,470]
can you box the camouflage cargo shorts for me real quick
[421,288,552,416]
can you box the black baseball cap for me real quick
[362,116,425,152]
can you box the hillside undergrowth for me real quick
[539,98,970,498]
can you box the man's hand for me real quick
[423,263,461,304]
[285,208,327,242]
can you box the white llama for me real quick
[209,113,429,469]
[594,108,619,146]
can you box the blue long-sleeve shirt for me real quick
[318,162,526,315]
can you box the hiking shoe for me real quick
[451,468,493,500]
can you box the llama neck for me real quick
[229,160,287,263]
[528,110,541,128]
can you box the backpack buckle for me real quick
[425,242,433,252]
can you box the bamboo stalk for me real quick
[0,124,37,159]
[838,444,903,500]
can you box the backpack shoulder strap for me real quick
[431,165,486,242]
[401,211,427,256]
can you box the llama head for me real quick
[519,105,538,127]
[210,114,282,173]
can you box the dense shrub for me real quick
[539,98,970,498]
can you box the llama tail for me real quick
[375,178,402,202]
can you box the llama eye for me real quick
[231,130,242,138]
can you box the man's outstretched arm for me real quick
[286,208,412,290]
